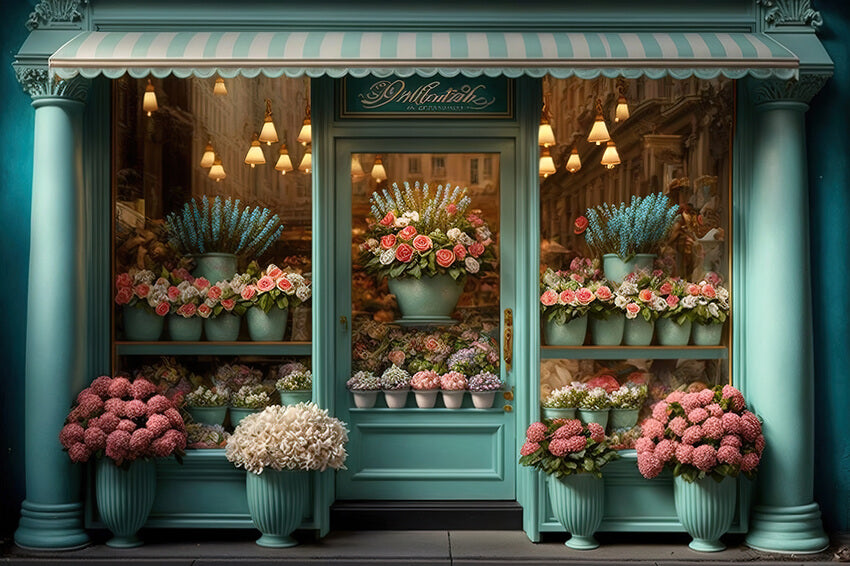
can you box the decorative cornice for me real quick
[26,0,88,31]
[757,0,823,31]
[14,66,89,102]
[752,74,830,106]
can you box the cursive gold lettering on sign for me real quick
[358,79,497,111]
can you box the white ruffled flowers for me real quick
[226,403,349,475]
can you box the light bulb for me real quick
[600,140,621,169]
[297,119,312,146]
[539,147,556,178]
[538,122,556,148]
[274,144,294,175]
[143,79,158,117]
[566,147,582,173]
[200,142,215,168]
[587,114,610,145]
[244,134,266,168]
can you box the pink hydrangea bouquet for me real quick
[59,375,187,466]
[636,384,764,482]
[410,370,441,391]
[114,269,171,316]
[237,262,312,313]
[440,371,468,391]
[519,419,619,478]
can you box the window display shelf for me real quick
[116,341,311,356]
[540,345,728,360]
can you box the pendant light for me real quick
[538,92,556,147]
[258,99,279,145]
[244,133,266,168]
[600,140,621,169]
[566,147,582,173]
[208,156,226,182]
[214,77,227,96]
[274,143,294,175]
[143,79,158,117]
[199,141,215,168]
[539,147,556,178]
[298,146,312,173]
[587,98,610,146]
[351,155,365,177]
[297,104,312,146]
[615,79,629,123]
[371,155,387,181]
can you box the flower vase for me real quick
[692,321,723,346]
[245,469,308,547]
[413,390,439,408]
[602,253,656,284]
[230,407,261,427]
[547,473,605,550]
[544,316,587,346]
[192,253,238,284]
[542,407,577,420]
[96,458,156,548]
[278,390,311,406]
[185,405,227,426]
[608,408,640,431]
[470,391,497,409]
[657,318,692,346]
[673,475,737,552]
[123,306,164,341]
[590,313,624,345]
[577,408,609,430]
[350,390,378,408]
[441,390,465,409]
[383,389,410,409]
[204,314,241,341]
[167,315,202,341]
[623,317,654,346]
[246,306,288,341]
[387,274,465,321]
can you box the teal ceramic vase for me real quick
[245,469,308,547]
[246,306,288,341]
[387,274,465,320]
[602,253,656,284]
[278,390,311,405]
[123,306,164,341]
[692,321,723,346]
[673,475,736,552]
[230,407,261,427]
[96,458,156,548]
[608,408,640,431]
[541,407,576,420]
[577,408,609,429]
[192,253,238,284]
[590,313,624,345]
[167,314,202,341]
[204,313,241,341]
[657,317,692,346]
[186,405,227,426]
[548,473,605,550]
[544,316,587,346]
[623,317,654,346]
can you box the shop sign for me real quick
[340,76,513,118]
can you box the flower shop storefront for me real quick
[12,0,834,555]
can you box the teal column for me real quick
[13,67,90,550]
[743,75,830,554]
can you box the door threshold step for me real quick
[330,500,523,530]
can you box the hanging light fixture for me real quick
[143,79,158,117]
[371,155,387,181]
[199,141,215,168]
[214,77,227,96]
[566,146,582,173]
[351,155,365,177]
[274,143,294,175]
[539,147,557,178]
[538,91,556,147]
[587,98,610,145]
[297,104,312,146]
[208,156,226,182]
[298,146,312,173]
[600,140,621,169]
[244,133,266,168]
[258,99,279,145]
[615,80,630,123]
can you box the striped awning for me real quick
[49,30,799,80]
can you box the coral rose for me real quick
[380,212,394,226]
[540,290,558,307]
[398,225,417,240]
[659,282,673,295]
[435,249,455,268]
[687,284,701,296]
[155,301,170,316]
[575,287,594,305]
[395,243,414,263]
[468,241,485,258]
[380,234,396,249]
[276,277,293,292]
[701,284,717,299]
[116,273,133,288]
[206,286,222,301]
[412,235,433,252]
[638,288,654,302]
[115,287,133,305]
[666,294,679,308]
[453,244,467,260]
[256,276,275,292]
[559,289,576,304]
[573,215,588,234]
[134,284,150,298]
[595,285,613,301]
[240,286,257,301]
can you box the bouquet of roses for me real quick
[237,262,312,313]
[114,268,171,317]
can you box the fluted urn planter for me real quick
[96,458,156,548]
[245,469,308,547]
[548,473,605,550]
[388,274,465,321]
[673,476,737,552]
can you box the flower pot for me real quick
[547,473,604,550]
[96,458,156,548]
[350,390,378,408]
[230,407,261,427]
[608,408,640,431]
[123,306,164,341]
[692,321,723,346]
[657,317,692,346]
[245,469,308,547]
[413,389,439,408]
[387,274,465,320]
[278,390,311,406]
[441,390,465,409]
[204,313,241,341]
[167,314,202,341]
[589,313,624,345]
[544,316,587,346]
[246,306,288,341]
[383,389,410,409]
[192,253,238,284]
[577,408,609,429]
[602,253,656,284]
[186,405,227,426]
[673,475,737,552]
[542,407,576,420]
[470,391,497,409]
[623,317,654,346]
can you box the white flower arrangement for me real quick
[608,384,648,410]
[276,370,313,391]
[225,403,349,475]
[185,385,229,407]
[230,385,271,409]
[542,382,586,409]
[579,386,611,410]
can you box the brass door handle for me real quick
[503,308,513,372]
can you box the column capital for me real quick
[757,0,822,31]
[14,65,89,103]
[751,74,831,107]
[26,0,88,31]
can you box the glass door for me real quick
[334,139,516,500]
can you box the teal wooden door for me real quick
[333,137,517,500]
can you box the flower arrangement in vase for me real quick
[380,364,411,409]
[539,259,601,346]
[238,262,312,341]
[201,277,246,341]
[114,269,171,340]
[653,276,699,345]
[615,270,666,345]
[229,385,272,426]
[577,386,611,429]
[440,371,468,409]
[608,383,648,430]
[467,371,502,409]
[689,278,730,345]
[184,385,229,426]
[164,269,209,341]
[541,383,585,420]
[346,370,381,408]
[275,369,312,405]
[410,370,441,408]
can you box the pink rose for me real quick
[573,216,588,235]
[221,298,235,311]
[380,234,397,249]
[467,214,484,227]
[659,282,673,295]
[198,304,212,318]
[398,225,417,241]
[412,235,433,252]
[387,349,406,366]
[193,277,210,290]
[116,273,133,288]
[115,287,133,305]
[468,241,485,258]
[575,287,594,305]
[267,266,283,279]
[179,303,197,317]
[638,288,654,302]
[256,276,275,292]
[134,284,150,298]
[380,212,394,226]
[559,289,576,304]
[206,286,222,301]
[446,203,457,215]
[395,243,414,263]
[595,285,613,301]
[701,284,716,299]
[452,244,467,260]
[540,290,558,307]
[241,286,257,301]
[687,283,701,296]
[570,273,585,284]
[155,301,170,317]
[167,286,181,301]
[626,302,641,316]
[666,294,679,308]
[435,249,455,268]
[277,277,293,292]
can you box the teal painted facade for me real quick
[2,0,850,547]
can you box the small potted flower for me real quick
[608,383,648,430]
[229,385,272,426]
[202,278,247,341]
[165,271,209,341]
[539,260,599,346]
[440,371,468,409]
[690,278,730,345]
[520,419,619,549]
[541,382,585,420]
[467,371,503,409]
[410,370,441,408]
[636,385,763,551]
[238,262,312,342]
[186,423,228,449]
[577,386,610,429]
[346,371,381,408]
[654,276,700,345]
[184,385,230,426]
[380,364,411,409]
[615,270,666,346]
[226,403,348,547]
[587,280,624,345]
[114,269,171,341]
[276,368,312,405]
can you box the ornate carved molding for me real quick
[26,0,88,31]
[14,66,89,102]
[757,0,823,31]
[752,74,830,106]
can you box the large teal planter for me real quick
[547,473,604,550]
[577,408,609,429]
[602,253,656,284]
[692,321,723,346]
[123,306,164,341]
[387,274,465,320]
[589,313,624,345]
[230,407,262,427]
[246,306,288,341]
[246,469,308,547]
[674,476,736,552]
[541,407,576,420]
[608,408,640,431]
[544,316,587,346]
[204,313,241,341]
[186,405,227,426]
[167,314,202,341]
[657,317,692,346]
[95,458,156,548]
[278,390,311,405]
[192,253,238,284]
[623,317,654,346]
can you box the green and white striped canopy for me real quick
[50,30,798,80]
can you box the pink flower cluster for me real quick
[440,371,468,391]
[114,271,171,316]
[636,384,764,480]
[519,418,615,477]
[411,370,441,391]
[59,375,187,466]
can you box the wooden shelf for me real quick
[540,345,728,360]
[115,341,311,356]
